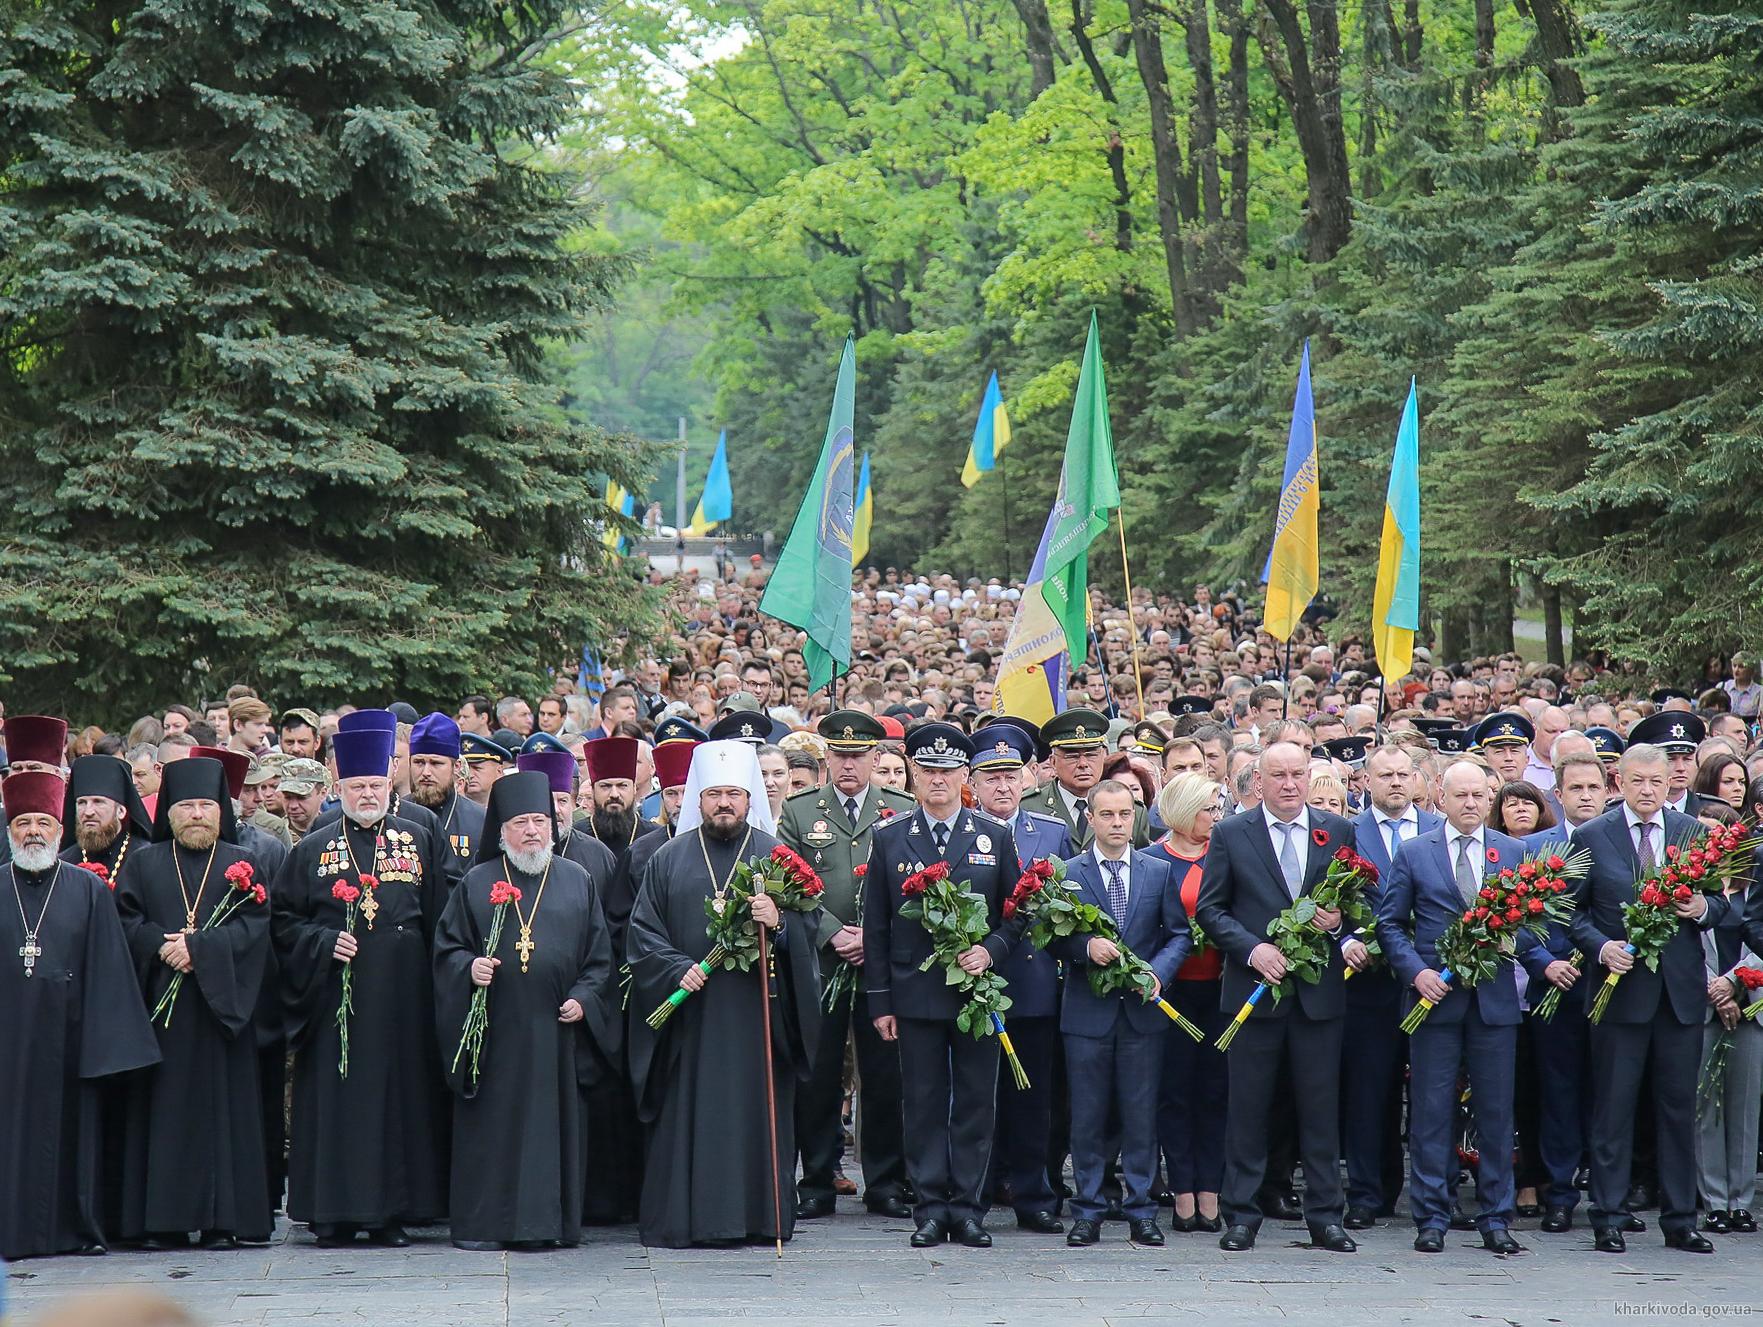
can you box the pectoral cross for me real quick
[19,939,42,976]
[360,890,379,930]
[516,924,535,972]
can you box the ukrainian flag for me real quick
[961,371,1011,488]
[602,482,636,553]
[852,451,874,565]
[1260,341,1320,641]
[992,507,1067,725]
[1372,379,1422,681]
[686,429,733,535]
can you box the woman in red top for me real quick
[1153,771,1228,1232]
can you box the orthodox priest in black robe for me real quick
[114,757,273,1247]
[405,712,486,889]
[59,754,153,883]
[433,772,619,1249]
[1,770,161,1259]
[270,723,448,1246]
[626,741,822,1248]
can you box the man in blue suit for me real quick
[1377,760,1531,1255]
[971,721,1071,1234]
[1570,743,1735,1254]
[1341,742,1440,1228]
[1520,748,1609,1233]
[1054,779,1190,1247]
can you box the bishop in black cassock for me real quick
[270,723,448,1246]
[434,772,619,1250]
[114,757,273,1247]
[1,770,160,1260]
[626,741,821,1248]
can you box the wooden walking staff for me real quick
[755,883,785,1258]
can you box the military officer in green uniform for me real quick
[781,709,915,1220]
[1021,709,1151,849]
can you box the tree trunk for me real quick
[1071,0,1134,254]
[1183,0,1224,229]
[1402,0,1422,68]
[1515,0,1587,115]
[1542,582,1565,667]
[1011,0,1059,98]
[1468,0,1496,111]
[1125,0,1196,333]
[1260,0,1353,262]
[1216,0,1251,271]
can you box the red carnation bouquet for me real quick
[822,862,869,1013]
[1699,965,1763,1113]
[451,879,522,1090]
[332,872,377,1077]
[79,861,113,890]
[151,861,266,1029]
[1217,845,1378,1049]
[1006,858,1206,1043]
[898,860,1029,1087]
[1400,848,1584,1033]
[645,844,824,1029]
[1590,821,1759,1024]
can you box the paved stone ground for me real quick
[8,1201,1761,1327]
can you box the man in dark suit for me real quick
[1521,749,1609,1233]
[1569,742,1734,1254]
[1055,780,1190,1247]
[1342,742,1441,1228]
[1376,760,1531,1254]
[1021,709,1150,849]
[970,721,1070,1234]
[864,723,1024,1249]
[1194,740,1367,1253]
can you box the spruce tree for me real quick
[0,0,657,720]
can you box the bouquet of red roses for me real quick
[1591,821,1759,1024]
[900,860,1029,1087]
[451,879,522,1090]
[646,844,825,1029]
[1006,858,1205,1042]
[151,861,267,1029]
[1400,847,1583,1033]
[1217,840,1378,1049]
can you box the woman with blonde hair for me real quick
[1152,771,1228,1233]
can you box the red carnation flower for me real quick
[359,873,379,891]
[1735,966,1763,991]
[854,864,868,879]
[224,861,253,885]
[803,876,824,897]
[80,862,111,887]
[252,884,268,905]
[332,882,360,904]
[1312,828,1329,847]
[489,879,521,907]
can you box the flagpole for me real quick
[1114,511,1145,715]
[1001,447,1014,586]
[1281,639,1295,718]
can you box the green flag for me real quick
[760,336,857,691]
[1042,311,1121,665]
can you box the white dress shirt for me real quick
[1374,806,1419,861]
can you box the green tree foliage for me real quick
[573,0,1756,676]
[0,0,661,720]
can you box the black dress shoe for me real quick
[1414,1228,1445,1253]
[1067,1218,1101,1246]
[910,1219,945,1247]
[313,1223,359,1248]
[1219,1224,1257,1251]
[1620,1212,1647,1233]
[866,1196,912,1220]
[1595,1228,1627,1254]
[1266,1193,1303,1221]
[1344,1205,1376,1230]
[199,1231,240,1251]
[1704,1210,1731,1233]
[1540,1206,1573,1233]
[952,1218,991,1248]
[1626,1182,1656,1211]
[795,1196,836,1220]
[1515,1203,1542,1219]
[1731,1209,1757,1233]
[1448,1204,1477,1231]
[138,1233,188,1252]
[1310,1224,1357,1253]
[1128,1218,1164,1246]
[370,1225,411,1248]
[1665,1229,1715,1253]
[76,1241,108,1256]
[1194,1213,1223,1234]
[1150,1184,1173,1206]
[453,1240,506,1251]
[1483,1229,1526,1254]
[1016,1210,1064,1234]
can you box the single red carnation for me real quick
[332,882,360,904]
[252,884,268,905]
[489,879,521,906]
[854,864,868,878]
[224,861,253,884]
[359,873,380,891]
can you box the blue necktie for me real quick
[934,822,949,857]
[1104,858,1127,919]
[1277,821,1303,898]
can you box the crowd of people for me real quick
[4,559,1763,1267]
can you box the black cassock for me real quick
[626,827,821,1247]
[270,814,449,1229]
[0,862,160,1259]
[114,841,273,1239]
[433,857,618,1244]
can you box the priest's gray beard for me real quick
[501,834,554,878]
[591,805,635,843]
[8,838,58,873]
[343,803,382,828]
[702,815,750,844]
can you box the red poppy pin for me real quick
[1311,828,1329,847]
[1486,847,1500,864]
